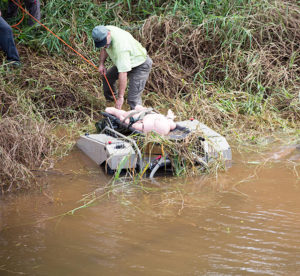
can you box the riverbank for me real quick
[0,0,299,193]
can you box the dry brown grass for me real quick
[140,1,300,121]
[0,115,58,193]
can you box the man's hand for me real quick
[115,97,124,110]
[0,10,2,17]
[98,64,107,75]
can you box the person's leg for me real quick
[102,66,119,101]
[7,0,18,18]
[0,16,20,62]
[24,0,40,26]
[128,56,152,109]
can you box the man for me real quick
[92,25,152,110]
[7,0,40,26]
[0,10,20,66]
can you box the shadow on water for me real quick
[0,142,299,275]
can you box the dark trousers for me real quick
[0,16,20,62]
[103,56,153,109]
[8,0,41,26]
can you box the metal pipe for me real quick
[149,156,171,179]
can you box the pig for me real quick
[105,105,177,135]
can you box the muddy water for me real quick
[0,144,300,275]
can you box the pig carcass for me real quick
[105,105,176,136]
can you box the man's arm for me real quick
[115,72,127,109]
[98,48,108,74]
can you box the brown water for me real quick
[0,144,300,275]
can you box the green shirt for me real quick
[105,26,147,73]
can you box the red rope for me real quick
[10,0,117,103]
[11,0,25,34]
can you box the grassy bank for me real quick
[0,0,299,193]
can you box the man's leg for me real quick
[24,0,40,26]
[0,16,20,62]
[128,56,153,109]
[102,66,119,102]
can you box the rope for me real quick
[10,0,117,103]
[10,0,25,33]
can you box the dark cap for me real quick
[92,26,108,48]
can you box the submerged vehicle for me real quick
[76,111,232,178]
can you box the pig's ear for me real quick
[167,109,176,120]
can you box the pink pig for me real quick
[105,105,176,135]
